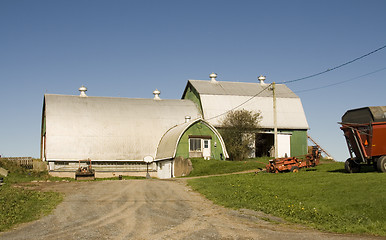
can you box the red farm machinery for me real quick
[339,106,386,173]
[265,146,321,173]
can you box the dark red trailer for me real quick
[339,106,386,173]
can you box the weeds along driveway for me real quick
[0,180,382,240]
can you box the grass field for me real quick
[188,157,271,177]
[0,160,64,232]
[188,160,386,236]
[1,158,384,235]
[0,184,63,232]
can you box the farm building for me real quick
[182,73,309,158]
[41,87,228,179]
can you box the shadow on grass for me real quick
[304,169,317,172]
[328,165,378,173]
[328,168,346,173]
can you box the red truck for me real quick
[340,106,386,173]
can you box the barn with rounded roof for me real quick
[41,87,227,179]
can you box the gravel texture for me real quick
[0,179,383,240]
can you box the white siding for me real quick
[157,160,173,179]
[44,95,201,161]
[277,134,291,158]
[200,95,309,129]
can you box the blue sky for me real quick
[1,0,385,161]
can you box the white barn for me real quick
[182,74,309,158]
[41,88,227,179]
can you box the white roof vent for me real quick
[79,85,87,97]
[258,75,266,85]
[209,72,217,82]
[185,115,191,123]
[153,89,161,100]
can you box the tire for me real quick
[345,159,360,173]
[290,166,299,172]
[376,156,386,173]
[310,160,316,167]
[344,159,351,173]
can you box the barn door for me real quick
[277,134,291,158]
[202,139,211,160]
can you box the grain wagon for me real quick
[339,106,386,173]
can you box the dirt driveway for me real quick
[0,179,382,240]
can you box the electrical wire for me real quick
[294,66,386,93]
[206,83,273,121]
[204,45,386,121]
[205,66,386,120]
[279,44,386,84]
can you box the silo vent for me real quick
[258,75,266,85]
[79,85,87,97]
[209,73,217,82]
[153,89,161,100]
[185,115,191,123]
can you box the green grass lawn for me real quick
[188,161,386,236]
[188,157,271,177]
[0,184,63,232]
[0,160,64,232]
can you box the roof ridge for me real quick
[45,94,195,102]
[188,80,298,98]
[188,79,288,86]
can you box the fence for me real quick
[0,157,34,169]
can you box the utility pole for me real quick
[272,82,278,158]
[259,75,278,158]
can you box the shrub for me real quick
[220,109,262,161]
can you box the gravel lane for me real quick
[0,180,383,240]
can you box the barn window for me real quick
[204,140,209,148]
[189,138,201,152]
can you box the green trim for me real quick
[41,98,46,160]
[41,98,46,136]
[182,83,203,116]
[42,115,46,136]
[290,130,308,157]
[175,121,225,160]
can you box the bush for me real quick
[0,160,52,183]
[220,109,262,161]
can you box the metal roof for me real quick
[186,80,309,130]
[155,118,228,160]
[186,80,298,98]
[43,94,201,161]
[342,106,386,124]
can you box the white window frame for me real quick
[189,138,202,152]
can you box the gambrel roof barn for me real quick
[182,74,309,158]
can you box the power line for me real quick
[294,66,386,94]
[279,44,386,84]
[204,45,386,121]
[205,66,386,120]
[206,83,273,121]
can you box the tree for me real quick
[220,109,262,161]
